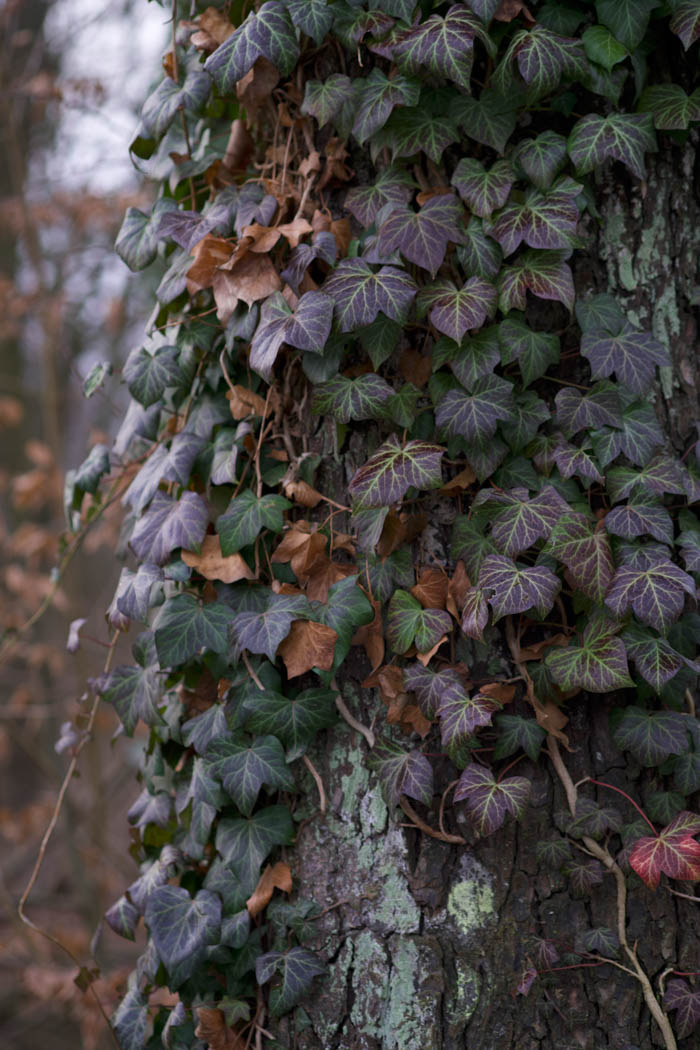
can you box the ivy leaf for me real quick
[605,558,695,633]
[141,68,211,139]
[479,554,560,621]
[498,318,560,387]
[435,375,515,443]
[376,194,466,277]
[456,217,503,279]
[663,979,700,1039]
[205,734,295,816]
[130,492,209,566]
[216,806,294,891]
[568,113,657,179]
[552,441,604,485]
[345,166,415,227]
[461,586,490,640]
[501,391,551,451]
[370,738,434,805]
[591,402,665,468]
[333,5,394,47]
[112,987,149,1050]
[512,131,568,190]
[605,496,673,545]
[489,485,568,558]
[536,837,572,865]
[393,5,494,90]
[302,74,352,127]
[312,373,394,423]
[486,186,579,255]
[582,26,628,71]
[286,0,333,45]
[256,947,326,1017]
[123,344,182,407]
[231,592,310,662]
[439,689,500,746]
[323,259,417,331]
[404,663,465,718]
[453,517,498,578]
[204,3,299,92]
[250,291,334,379]
[452,86,519,153]
[673,751,700,795]
[451,158,514,218]
[387,590,451,654]
[353,69,419,145]
[579,926,620,957]
[546,512,614,603]
[497,26,587,98]
[581,322,670,395]
[606,454,686,503]
[217,491,291,555]
[493,714,547,762]
[243,688,337,760]
[448,327,501,388]
[348,434,444,508]
[629,811,700,889]
[545,617,633,692]
[555,381,622,436]
[145,886,221,985]
[383,106,460,163]
[182,704,229,756]
[100,664,163,736]
[670,1,700,50]
[612,706,692,765]
[623,624,696,693]
[596,0,657,51]
[418,277,497,341]
[498,250,575,313]
[639,84,700,131]
[382,383,422,428]
[154,595,234,668]
[569,797,622,839]
[115,205,170,272]
[563,859,604,895]
[454,763,531,836]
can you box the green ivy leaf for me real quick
[353,68,420,145]
[285,0,334,45]
[154,595,234,668]
[217,491,291,554]
[256,947,326,1017]
[582,26,628,71]
[386,590,452,654]
[494,714,547,762]
[243,687,337,760]
[123,344,182,407]
[568,113,657,179]
[205,734,295,815]
[670,0,700,50]
[498,250,575,313]
[99,663,164,736]
[312,373,394,423]
[596,0,657,51]
[382,105,460,163]
[499,317,560,386]
[512,131,568,190]
[546,617,634,692]
[639,83,700,130]
[452,86,519,153]
[145,886,221,985]
[216,806,295,891]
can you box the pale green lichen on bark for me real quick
[446,959,481,1029]
[446,878,495,936]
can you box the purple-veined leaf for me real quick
[451,158,514,218]
[352,69,420,145]
[435,374,514,443]
[312,373,394,423]
[486,186,579,255]
[182,705,229,757]
[629,811,700,889]
[373,0,417,21]
[127,788,171,831]
[622,623,697,693]
[418,277,497,340]
[533,937,560,969]
[536,837,572,866]
[451,86,519,153]
[404,662,465,718]
[154,595,235,668]
[489,485,568,557]
[439,688,500,746]
[670,0,700,50]
[141,67,211,140]
[446,327,501,388]
[205,734,295,816]
[257,946,326,1018]
[129,491,209,566]
[235,184,278,237]
[555,380,622,436]
[393,4,494,90]
[145,886,221,985]
[498,317,560,387]
[461,586,490,640]
[217,490,291,554]
[605,496,674,545]
[494,25,586,97]
[501,390,551,451]
[546,512,614,603]
[552,440,604,485]
[301,74,353,127]
[334,4,394,47]
[575,292,625,335]
[517,968,538,997]
[231,592,310,662]
[348,434,444,508]
[663,979,700,1039]
[493,714,547,762]
[285,0,334,45]
[512,130,568,190]
[110,563,163,627]
[581,322,670,395]
[679,528,700,573]
[250,291,334,379]
[370,738,434,805]
[454,763,531,836]
[579,926,620,957]
[568,797,622,840]
[345,166,415,227]
[639,84,700,131]
[456,217,503,279]
[105,895,140,941]
[156,198,237,255]
[596,0,657,51]
[615,543,673,571]
[99,663,164,736]
[382,106,461,163]
[568,113,657,179]
[606,558,695,633]
[124,432,205,514]
[386,589,451,654]
[563,858,604,895]
[479,553,560,621]
[323,258,417,331]
[606,454,687,503]
[376,194,466,276]
[123,344,182,407]
[281,233,337,293]
[591,401,664,468]
[204,3,299,91]
[498,249,575,312]
[545,616,633,692]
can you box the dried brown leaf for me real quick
[305,558,355,603]
[411,566,448,610]
[352,598,384,671]
[416,635,448,665]
[236,57,279,119]
[223,119,255,172]
[399,349,432,389]
[446,560,471,618]
[478,681,516,704]
[283,478,323,508]
[278,619,338,677]
[519,633,570,662]
[441,465,477,492]
[277,217,313,249]
[186,235,234,293]
[195,1008,247,1050]
[198,6,235,44]
[494,0,534,23]
[182,535,256,583]
[246,861,293,917]
[213,253,282,323]
[226,384,267,419]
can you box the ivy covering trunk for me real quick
[58,1,700,1047]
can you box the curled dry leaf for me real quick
[195,1007,247,1050]
[441,465,477,492]
[331,218,351,257]
[226,384,267,419]
[400,349,433,389]
[182,535,256,584]
[494,0,534,24]
[278,619,338,677]
[305,559,355,603]
[198,6,235,45]
[376,511,428,559]
[299,152,322,178]
[478,682,516,705]
[186,235,234,293]
[352,598,385,671]
[533,699,569,745]
[519,633,570,662]
[416,635,448,666]
[277,217,314,249]
[411,566,449,610]
[283,478,323,508]
[222,119,255,173]
[318,138,353,191]
[272,525,327,580]
[446,560,471,618]
[236,57,279,119]
[213,253,282,324]
[246,861,293,918]
[364,664,430,736]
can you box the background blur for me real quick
[0,2,167,1046]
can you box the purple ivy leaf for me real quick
[568,113,657,179]
[498,249,575,312]
[281,233,337,293]
[486,185,579,255]
[545,616,633,692]
[512,130,568,190]
[345,166,415,228]
[678,529,700,573]
[348,434,444,508]
[129,491,209,566]
[451,158,514,219]
[205,3,299,91]
[383,106,461,164]
[301,75,352,127]
[479,554,560,621]
[551,440,604,485]
[323,258,417,331]
[370,739,434,806]
[456,217,503,279]
[418,277,497,340]
[517,968,538,996]
[546,512,614,604]
[605,558,695,633]
[312,373,394,423]
[392,4,494,90]
[563,858,604,895]
[386,590,451,654]
[501,390,551,451]
[640,84,700,131]
[496,26,587,98]
[454,763,531,836]
[605,497,674,545]
[663,979,700,1038]
[489,485,569,558]
[606,454,687,503]
[498,317,560,387]
[461,586,490,640]
[613,705,693,766]
[376,194,466,277]
[534,937,560,969]
[555,380,622,436]
[231,592,310,662]
[111,563,163,626]
[590,401,664,468]
[439,689,500,746]
[670,1,700,50]
[141,67,212,140]
[581,323,671,395]
[448,327,501,388]
[404,663,466,718]
[622,623,697,693]
[352,68,420,145]
[334,5,394,47]
[99,663,164,736]
[250,291,333,379]
[435,374,515,443]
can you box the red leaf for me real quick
[629,811,700,889]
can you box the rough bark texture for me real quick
[268,144,700,1050]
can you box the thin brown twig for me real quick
[302,754,326,814]
[400,795,466,845]
[333,689,375,748]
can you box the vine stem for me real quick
[577,776,658,835]
[18,629,122,1049]
[546,736,677,1050]
[399,795,466,845]
[302,755,326,815]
